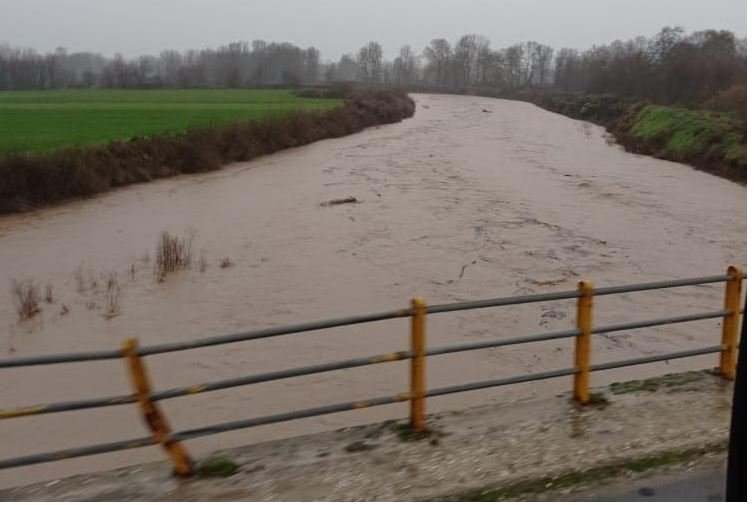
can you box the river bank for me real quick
[406,85,746,184]
[0,89,415,213]
[0,370,732,501]
[504,90,746,184]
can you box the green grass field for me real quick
[0,89,343,155]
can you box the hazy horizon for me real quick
[0,0,746,60]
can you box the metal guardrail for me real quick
[0,266,745,475]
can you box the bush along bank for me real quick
[0,89,415,214]
[508,90,746,184]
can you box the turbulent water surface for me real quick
[0,94,746,488]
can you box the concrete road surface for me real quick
[569,464,726,502]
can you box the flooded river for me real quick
[0,94,746,488]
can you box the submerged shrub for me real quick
[155,230,194,282]
[10,278,41,320]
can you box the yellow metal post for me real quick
[720,266,743,380]
[410,297,427,432]
[122,338,193,476]
[574,281,593,405]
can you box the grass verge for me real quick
[196,455,240,478]
[609,369,718,395]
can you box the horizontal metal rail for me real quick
[592,309,730,335]
[0,308,413,369]
[426,329,581,357]
[425,289,582,315]
[0,393,136,420]
[0,342,721,470]
[0,309,732,420]
[590,345,722,372]
[0,274,741,369]
[0,436,155,471]
[0,349,123,369]
[591,275,740,296]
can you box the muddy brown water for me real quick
[0,94,746,488]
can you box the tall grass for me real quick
[10,278,41,320]
[103,272,121,319]
[0,90,415,213]
[155,230,194,281]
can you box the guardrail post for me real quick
[410,297,427,432]
[574,281,593,405]
[720,266,743,380]
[122,338,193,476]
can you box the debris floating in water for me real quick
[321,197,359,207]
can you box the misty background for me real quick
[0,0,745,60]
[0,0,746,107]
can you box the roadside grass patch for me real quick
[609,370,714,395]
[344,441,378,453]
[581,392,610,408]
[390,421,443,442]
[196,455,240,478]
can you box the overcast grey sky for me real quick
[0,0,746,60]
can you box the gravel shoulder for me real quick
[0,370,732,501]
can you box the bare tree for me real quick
[393,45,419,86]
[532,43,554,86]
[423,38,452,86]
[357,41,383,83]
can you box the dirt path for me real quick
[0,94,745,488]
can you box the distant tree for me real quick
[554,48,580,91]
[333,53,359,81]
[532,43,554,86]
[423,38,452,86]
[453,34,488,87]
[503,44,525,87]
[0,26,744,102]
[357,41,382,82]
[304,47,320,82]
[392,45,419,86]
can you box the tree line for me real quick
[0,41,320,89]
[0,26,745,104]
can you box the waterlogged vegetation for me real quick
[9,229,232,322]
[0,89,342,155]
